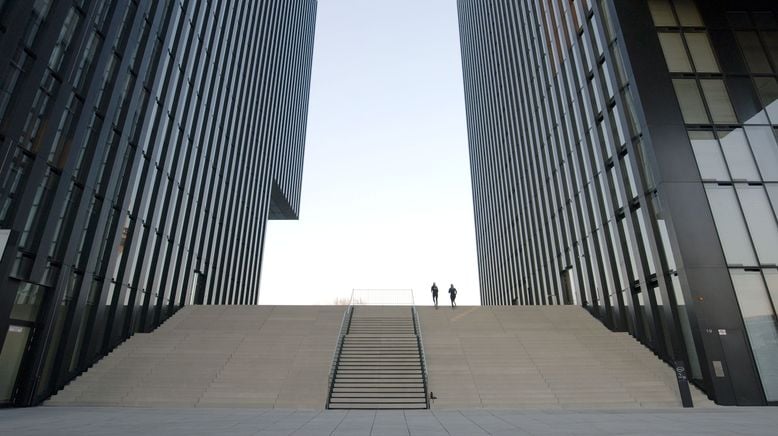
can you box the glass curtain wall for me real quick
[651,0,778,402]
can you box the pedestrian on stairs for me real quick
[431,282,439,308]
[448,284,457,308]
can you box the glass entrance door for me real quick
[0,324,32,403]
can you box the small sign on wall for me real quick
[713,360,726,377]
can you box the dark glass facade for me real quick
[0,0,316,406]
[459,0,778,405]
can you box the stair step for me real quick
[329,398,427,404]
[331,392,426,398]
[332,387,425,392]
[328,404,428,410]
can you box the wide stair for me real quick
[327,306,428,409]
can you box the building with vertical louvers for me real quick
[0,0,316,406]
[459,0,778,405]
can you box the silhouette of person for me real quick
[448,284,457,308]
[431,282,439,308]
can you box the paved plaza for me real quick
[1,406,776,435]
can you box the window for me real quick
[737,185,778,265]
[674,0,703,27]
[753,77,778,124]
[685,32,719,73]
[659,33,692,72]
[706,185,757,266]
[730,270,778,401]
[689,131,729,181]
[736,32,773,74]
[648,0,676,27]
[719,129,760,181]
[700,80,738,124]
[673,79,708,124]
[764,31,778,68]
[764,269,778,319]
[745,126,778,181]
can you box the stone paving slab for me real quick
[0,407,776,435]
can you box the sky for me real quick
[258,0,480,306]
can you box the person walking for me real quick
[448,284,457,309]
[431,282,439,308]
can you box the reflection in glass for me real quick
[689,131,729,181]
[764,32,778,68]
[648,0,676,27]
[673,79,708,124]
[701,80,738,124]
[736,32,773,74]
[745,126,778,181]
[659,33,692,72]
[753,77,778,124]
[719,129,760,181]
[0,326,31,402]
[730,270,778,402]
[706,185,757,266]
[737,186,778,265]
[672,274,703,380]
[686,32,719,73]
[674,0,703,27]
[9,283,44,322]
[764,269,778,320]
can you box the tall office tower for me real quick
[0,0,316,406]
[459,0,778,405]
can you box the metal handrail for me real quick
[326,304,353,409]
[411,306,430,409]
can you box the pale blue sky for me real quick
[258,0,479,306]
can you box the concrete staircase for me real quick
[45,305,715,410]
[327,306,428,409]
[46,306,344,408]
[418,306,715,409]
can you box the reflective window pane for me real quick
[673,79,709,124]
[737,186,778,265]
[736,31,773,74]
[719,129,760,181]
[689,131,729,181]
[764,31,778,68]
[765,269,778,321]
[9,283,45,322]
[754,77,778,125]
[701,80,738,124]
[730,270,778,402]
[648,0,676,27]
[659,33,692,72]
[674,0,703,27]
[706,185,757,266]
[745,126,778,181]
[685,32,719,73]
[768,184,778,216]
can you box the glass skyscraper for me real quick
[0,0,316,406]
[459,0,778,405]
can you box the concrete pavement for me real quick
[1,406,776,435]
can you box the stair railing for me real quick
[411,306,430,409]
[326,304,353,409]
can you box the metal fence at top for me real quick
[349,289,415,306]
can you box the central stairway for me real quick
[327,306,428,409]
